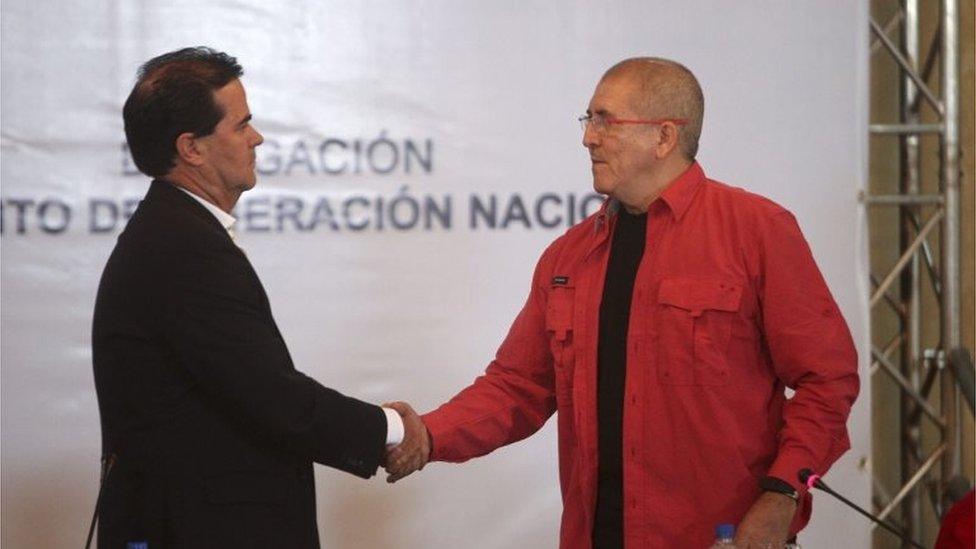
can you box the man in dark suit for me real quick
[92,47,429,548]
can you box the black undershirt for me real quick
[592,209,647,549]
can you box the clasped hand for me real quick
[383,401,431,483]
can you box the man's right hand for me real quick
[383,401,431,483]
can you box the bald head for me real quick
[602,57,704,160]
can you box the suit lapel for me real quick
[146,180,280,314]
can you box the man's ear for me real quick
[655,123,681,159]
[175,132,206,167]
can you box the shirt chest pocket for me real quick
[546,285,576,401]
[654,277,743,386]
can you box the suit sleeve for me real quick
[421,242,559,462]
[758,211,860,494]
[156,244,387,479]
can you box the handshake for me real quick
[382,402,431,483]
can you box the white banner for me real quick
[1,1,870,547]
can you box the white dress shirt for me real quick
[176,186,405,447]
[177,187,240,246]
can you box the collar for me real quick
[657,161,706,222]
[594,198,620,233]
[593,161,706,232]
[175,187,237,233]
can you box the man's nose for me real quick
[582,124,599,149]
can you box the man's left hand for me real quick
[734,491,797,548]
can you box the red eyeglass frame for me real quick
[579,114,689,130]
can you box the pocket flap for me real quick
[657,278,742,316]
[546,285,575,334]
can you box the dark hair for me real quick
[123,47,243,177]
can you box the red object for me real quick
[935,490,975,549]
[579,114,688,132]
[423,163,859,548]
[805,474,821,490]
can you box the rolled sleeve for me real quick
[759,211,860,494]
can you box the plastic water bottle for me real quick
[709,523,736,547]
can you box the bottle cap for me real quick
[715,523,735,540]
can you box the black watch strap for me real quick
[760,475,799,502]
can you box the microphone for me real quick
[798,469,925,549]
[798,468,826,490]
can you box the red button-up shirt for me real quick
[423,163,859,548]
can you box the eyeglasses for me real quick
[578,113,688,133]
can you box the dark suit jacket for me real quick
[92,180,387,548]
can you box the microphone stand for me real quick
[798,469,926,549]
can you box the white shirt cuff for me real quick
[382,407,405,446]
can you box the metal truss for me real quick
[865,0,968,546]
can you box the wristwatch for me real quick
[760,476,799,502]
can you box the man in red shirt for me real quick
[387,57,859,548]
